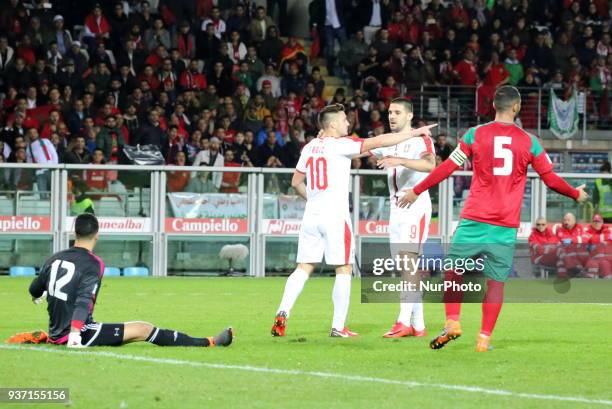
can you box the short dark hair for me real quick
[318,103,345,128]
[390,97,413,113]
[75,213,98,239]
[494,85,521,112]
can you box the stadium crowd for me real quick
[0,0,609,192]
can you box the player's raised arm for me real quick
[360,124,438,154]
[377,152,436,172]
[397,140,471,208]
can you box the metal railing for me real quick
[0,163,610,277]
[404,85,611,140]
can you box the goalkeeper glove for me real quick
[67,332,84,348]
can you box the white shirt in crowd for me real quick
[192,149,224,189]
[325,0,341,29]
[369,0,382,27]
[27,138,59,165]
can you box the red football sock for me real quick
[480,279,505,336]
[443,270,464,321]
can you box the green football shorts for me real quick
[446,219,518,282]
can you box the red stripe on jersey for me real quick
[422,136,434,155]
[417,214,426,254]
[344,222,351,265]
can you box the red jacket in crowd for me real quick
[583,224,612,257]
[553,223,585,244]
[528,226,560,264]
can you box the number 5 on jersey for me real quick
[493,136,513,176]
[306,157,328,190]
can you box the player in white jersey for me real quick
[271,103,437,338]
[370,98,436,338]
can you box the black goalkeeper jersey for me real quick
[29,247,105,341]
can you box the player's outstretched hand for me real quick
[377,156,405,169]
[575,184,589,203]
[411,123,438,138]
[398,188,418,208]
[67,332,84,348]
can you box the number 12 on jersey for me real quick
[305,157,328,190]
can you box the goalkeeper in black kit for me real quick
[27,213,233,348]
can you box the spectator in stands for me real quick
[46,15,73,56]
[167,151,191,192]
[226,4,250,40]
[404,46,426,92]
[256,130,285,167]
[1,113,26,150]
[554,212,587,277]
[134,109,168,158]
[82,4,111,53]
[483,51,510,87]
[249,6,275,44]
[434,134,453,161]
[26,126,58,176]
[362,0,390,45]
[257,64,281,97]
[255,116,284,147]
[95,114,125,162]
[0,35,16,88]
[208,61,235,97]
[145,17,171,52]
[583,214,611,278]
[220,150,241,193]
[64,135,92,164]
[227,30,247,65]
[371,28,394,62]
[8,147,32,190]
[453,48,478,86]
[193,136,224,189]
[281,63,306,97]
[528,217,561,275]
[201,7,227,40]
[85,148,110,193]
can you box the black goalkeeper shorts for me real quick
[81,322,125,347]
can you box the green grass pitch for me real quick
[1,277,611,409]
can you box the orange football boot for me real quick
[6,330,48,344]
[429,319,462,349]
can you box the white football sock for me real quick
[332,274,352,330]
[398,302,413,326]
[411,292,425,331]
[277,268,309,317]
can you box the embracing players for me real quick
[26,213,233,348]
[399,86,588,351]
[371,98,436,338]
[271,103,436,337]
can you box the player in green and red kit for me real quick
[398,86,589,352]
